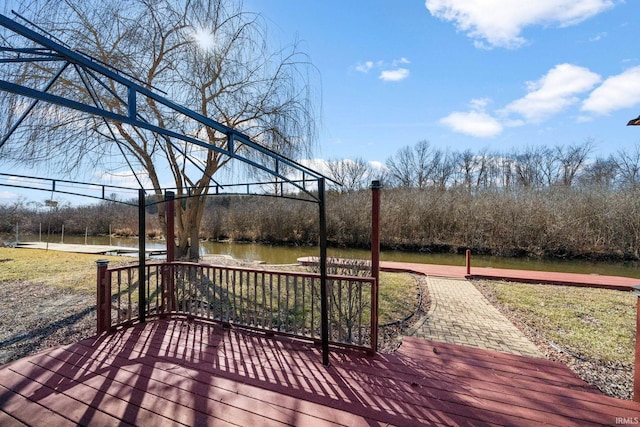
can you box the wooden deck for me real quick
[1,318,638,426]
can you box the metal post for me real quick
[165,191,175,263]
[138,189,146,323]
[318,178,330,366]
[633,285,640,402]
[370,180,381,353]
[96,259,110,334]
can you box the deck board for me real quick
[0,318,638,426]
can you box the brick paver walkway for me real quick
[407,276,543,358]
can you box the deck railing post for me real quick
[633,285,640,402]
[96,259,110,334]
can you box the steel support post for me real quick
[370,180,381,353]
[318,178,330,366]
[138,189,146,323]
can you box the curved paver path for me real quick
[298,257,634,358]
[406,276,543,358]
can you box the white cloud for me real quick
[581,66,640,115]
[440,111,503,138]
[355,58,411,82]
[355,61,375,73]
[0,190,18,200]
[97,170,153,189]
[588,32,607,42]
[379,68,410,82]
[392,57,411,66]
[502,63,601,122]
[425,0,616,49]
[369,160,386,171]
[470,97,491,110]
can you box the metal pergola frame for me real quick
[0,12,335,365]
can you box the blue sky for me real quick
[248,0,640,164]
[1,0,640,203]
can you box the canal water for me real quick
[6,233,640,279]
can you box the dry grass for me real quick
[0,247,131,292]
[0,249,419,366]
[479,280,636,364]
[378,272,420,324]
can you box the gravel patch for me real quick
[473,280,634,400]
[0,280,96,365]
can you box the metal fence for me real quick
[97,261,377,351]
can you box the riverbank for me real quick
[8,234,640,278]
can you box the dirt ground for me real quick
[0,280,96,365]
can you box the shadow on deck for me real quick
[1,318,638,426]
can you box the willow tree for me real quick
[0,0,317,258]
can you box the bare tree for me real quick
[577,157,618,189]
[385,145,415,188]
[456,149,476,190]
[325,157,373,192]
[385,140,438,188]
[614,142,640,188]
[431,148,455,188]
[555,140,594,187]
[0,0,317,259]
[514,146,546,188]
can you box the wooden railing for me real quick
[96,261,377,351]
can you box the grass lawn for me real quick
[0,247,131,292]
[0,247,419,323]
[479,280,637,365]
[378,272,420,324]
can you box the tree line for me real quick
[326,139,640,192]
[4,139,640,261]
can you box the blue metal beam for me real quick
[0,78,307,192]
[0,13,329,188]
[0,62,69,149]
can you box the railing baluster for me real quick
[277,275,282,331]
[311,276,316,336]
[268,273,274,329]
[101,262,375,351]
[358,279,363,345]
[285,275,290,332]
[301,276,306,336]
[205,266,211,319]
[292,276,297,334]
[253,271,258,327]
